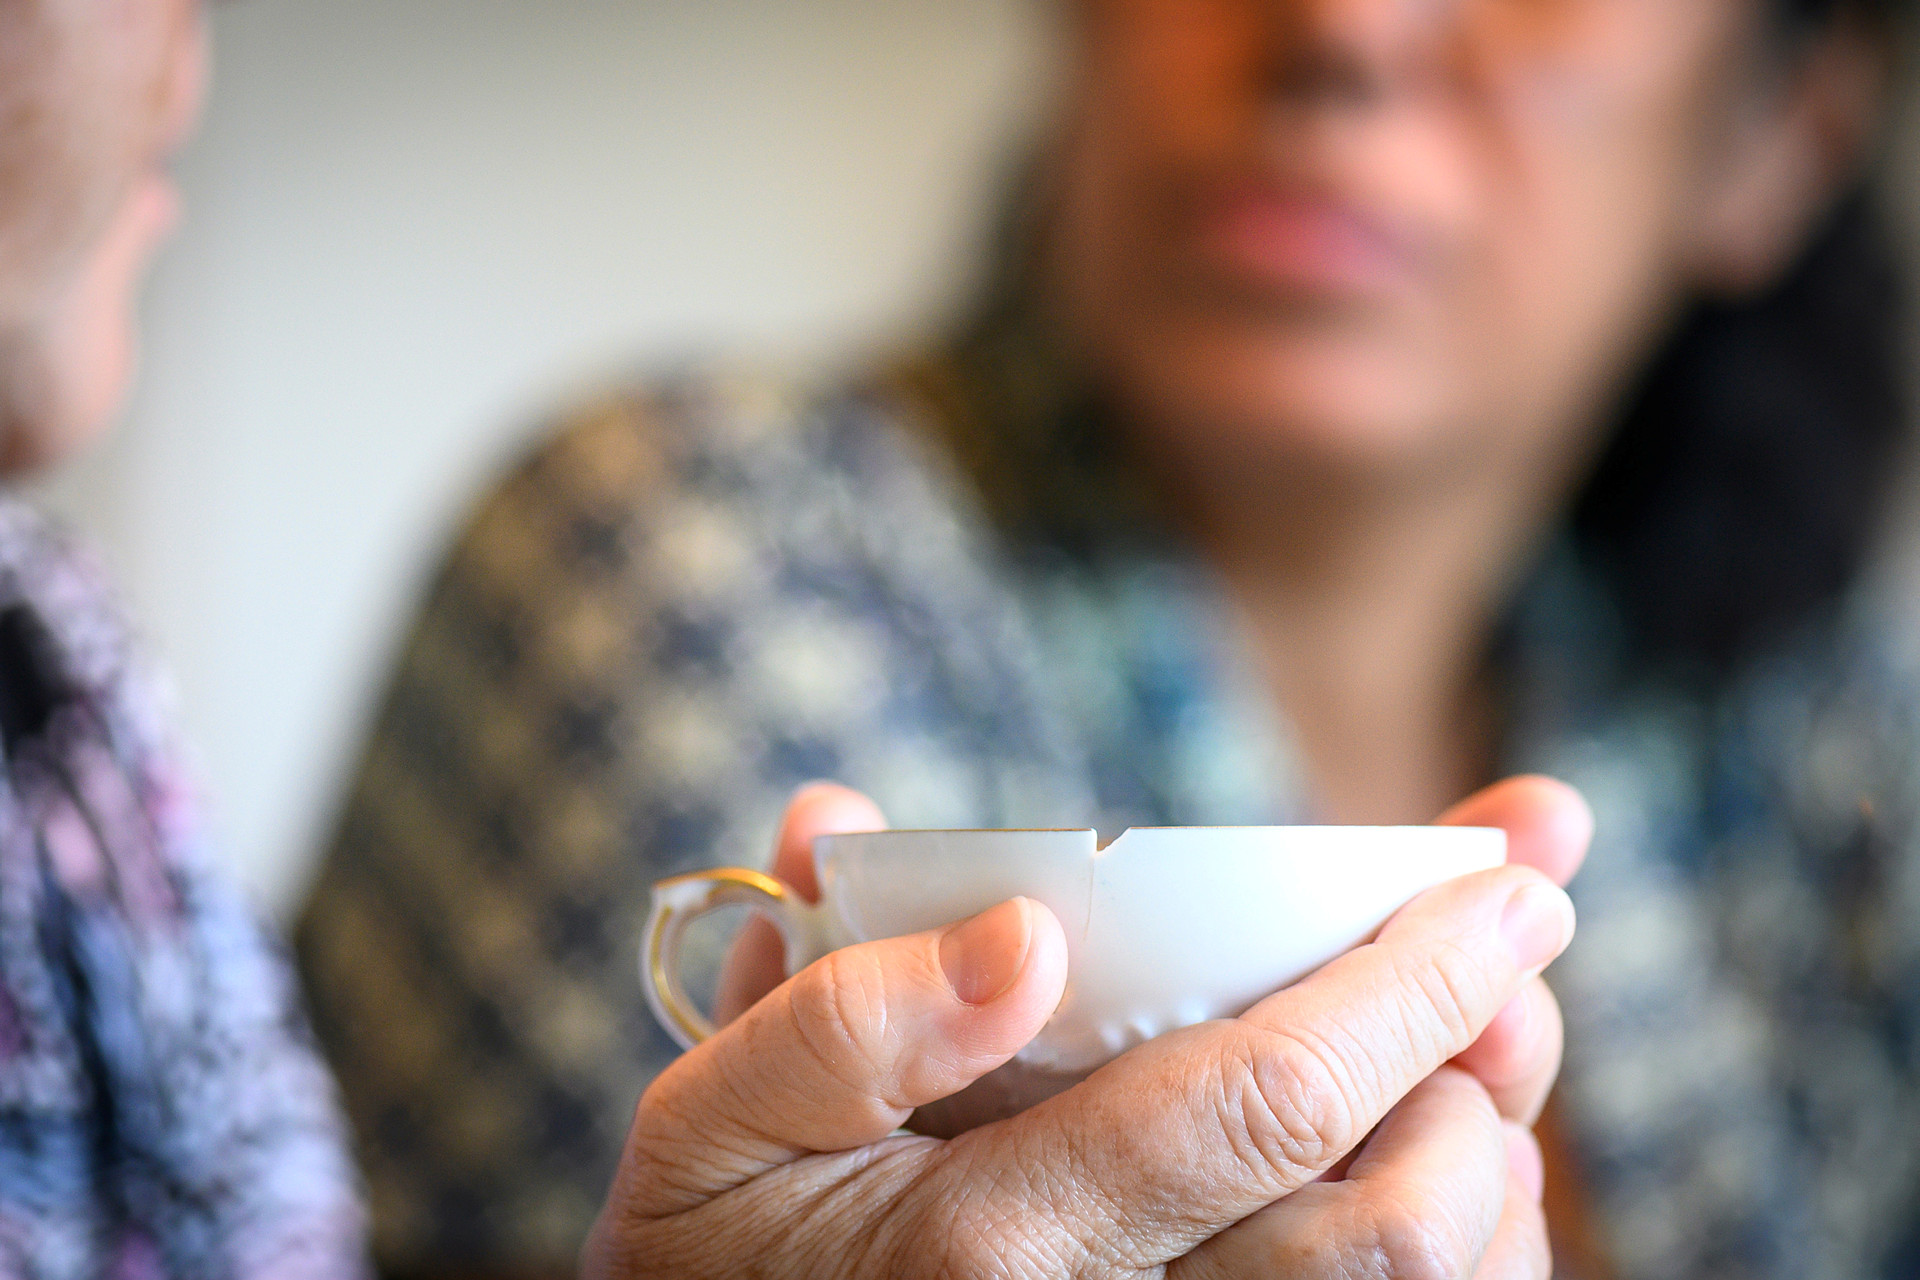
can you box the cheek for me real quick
[1083,0,1255,111]
[1454,0,1742,426]
[1063,1,1265,256]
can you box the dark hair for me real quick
[1571,0,1912,676]
[1569,194,1907,676]
[1780,0,1908,27]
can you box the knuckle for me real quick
[1363,1190,1478,1280]
[789,946,897,1091]
[1213,1026,1365,1183]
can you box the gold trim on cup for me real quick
[645,867,794,1047]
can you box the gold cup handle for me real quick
[641,868,810,1051]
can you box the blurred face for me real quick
[0,0,206,473]
[1054,0,1823,490]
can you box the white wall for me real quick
[30,0,1054,916]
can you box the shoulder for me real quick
[362,360,1079,831]
[433,361,1008,630]
[0,495,178,772]
[490,362,983,532]
[0,496,136,687]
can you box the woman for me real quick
[0,5,1591,1280]
[299,0,1916,1275]
[0,1,369,1276]
[1,5,1577,1280]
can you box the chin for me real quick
[0,327,132,477]
[1115,324,1470,481]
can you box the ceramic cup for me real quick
[642,825,1505,1079]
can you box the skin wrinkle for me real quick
[1216,1024,1347,1192]
[1376,1072,1509,1278]
[870,1148,980,1276]
[702,1047,803,1159]
[640,1146,889,1278]
[789,947,914,1115]
[1402,1157,1502,1275]
[999,1085,1171,1275]
[1204,1038,1301,1234]
[1249,1023,1367,1175]
[1040,1108,1148,1271]
[938,1181,1073,1280]
[774,1149,918,1277]
[631,1056,810,1214]
[1363,1187,1474,1280]
[980,1098,1125,1273]
[1119,1069,1242,1259]
[1399,933,1500,1053]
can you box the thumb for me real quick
[616,895,1068,1219]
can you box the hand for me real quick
[582,778,1587,1278]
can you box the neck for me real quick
[1167,434,1582,824]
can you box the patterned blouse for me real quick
[297,365,1920,1279]
[0,499,369,1280]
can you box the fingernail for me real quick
[1506,1124,1545,1203]
[1501,881,1575,973]
[940,898,1034,1006]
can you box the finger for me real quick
[953,864,1574,1266]
[712,915,789,1028]
[714,782,888,1024]
[771,780,888,902]
[616,895,1068,1220]
[1472,1125,1553,1280]
[1437,775,1593,889]
[1451,976,1564,1125]
[1169,1067,1509,1280]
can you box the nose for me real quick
[1263,0,1457,110]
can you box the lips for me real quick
[1184,181,1427,302]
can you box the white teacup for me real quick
[643,825,1504,1080]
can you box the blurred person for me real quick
[0,1,369,1275]
[297,0,1918,1277]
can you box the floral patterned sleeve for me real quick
[0,501,369,1280]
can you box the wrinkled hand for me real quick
[583,778,1589,1278]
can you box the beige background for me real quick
[30,0,1056,914]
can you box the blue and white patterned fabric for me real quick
[297,366,1920,1278]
